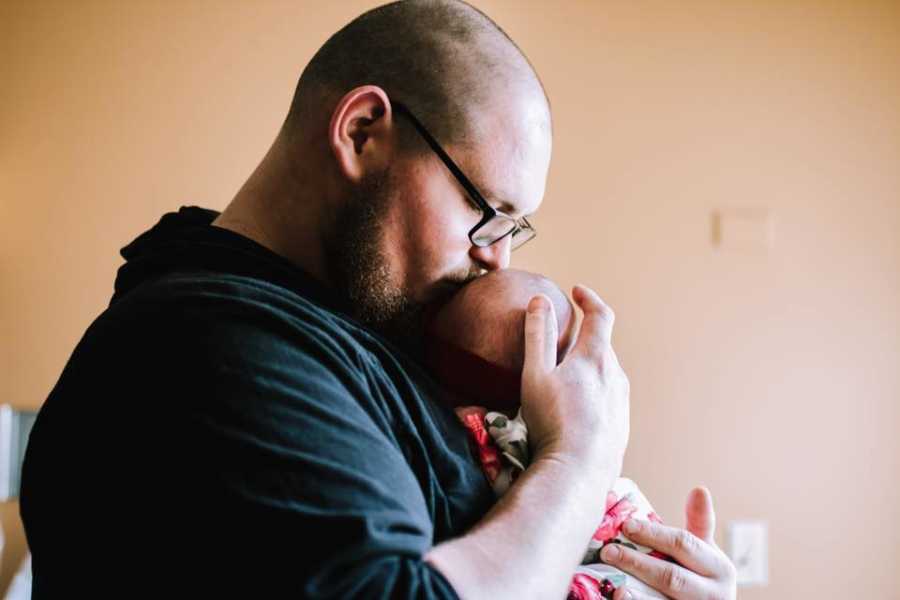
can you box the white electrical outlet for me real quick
[727,520,768,586]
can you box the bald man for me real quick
[20,1,736,599]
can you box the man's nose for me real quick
[469,235,511,271]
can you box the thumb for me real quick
[685,486,716,543]
[522,294,558,377]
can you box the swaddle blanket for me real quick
[456,406,671,600]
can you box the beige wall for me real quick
[2,0,898,597]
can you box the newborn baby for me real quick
[424,269,670,600]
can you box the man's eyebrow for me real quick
[498,201,533,219]
[484,193,526,218]
[477,181,532,217]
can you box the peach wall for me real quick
[2,0,898,597]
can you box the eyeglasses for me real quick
[392,101,536,251]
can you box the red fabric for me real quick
[423,337,521,413]
[568,573,606,600]
[592,491,640,542]
[455,400,676,600]
[456,406,503,484]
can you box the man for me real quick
[20,1,736,598]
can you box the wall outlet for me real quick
[727,520,768,586]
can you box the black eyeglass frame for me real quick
[392,101,536,251]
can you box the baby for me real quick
[424,269,671,600]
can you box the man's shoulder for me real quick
[120,268,329,317]
[79,268,382,391]
[114,268,361,346]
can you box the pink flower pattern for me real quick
[456,406,675,600]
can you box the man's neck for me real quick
[212,138,334,288]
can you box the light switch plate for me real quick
[711,208,774,252]
[727,520,769,586]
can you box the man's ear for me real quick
[329,86,395,184]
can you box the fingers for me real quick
[522,294,558,376]
[685,486,716,543]
[571,285,615,363]
[600,543,713,600]
[615,519,729,579]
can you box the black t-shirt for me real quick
[20,206,494,598]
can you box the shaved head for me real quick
[215,0,554,356]
[284,0,550,150]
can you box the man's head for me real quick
[216,0,553,351]
[424,269,576,411]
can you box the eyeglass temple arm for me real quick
[392,101,493,213]
[393,101,534,238]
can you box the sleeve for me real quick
[67,291,462,599]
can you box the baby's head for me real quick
[424,269,576,412]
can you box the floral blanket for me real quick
[456,406,671,600]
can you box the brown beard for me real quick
[322,167,427,356]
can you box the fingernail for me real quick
[601,544,620,562]
[623,519,639,534]
[528,296,548,313]
[620,589,632,600]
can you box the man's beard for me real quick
[323,167,428,356]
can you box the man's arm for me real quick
[427,451,618,599]
[162,309,463,598]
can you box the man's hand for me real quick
[520,285,630,476]
[426,286,631,599]
[600,487,738,600]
